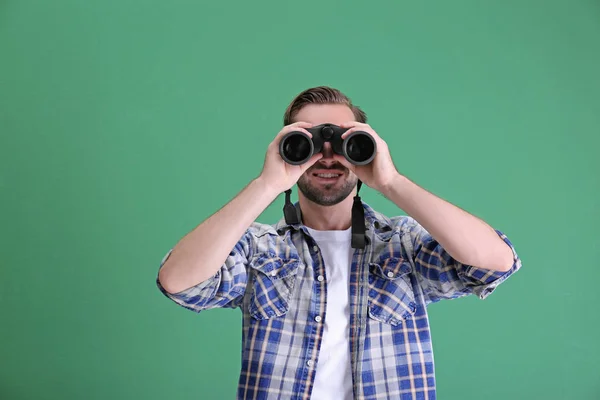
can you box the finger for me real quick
[287,121,315,137]
[273,124,313,147]
[340,127,354,140]
[301,152,324,171]
[341,125,379,141]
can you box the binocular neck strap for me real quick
[283,180,366,249]
[283,188,301,225]
[351,180,366,249]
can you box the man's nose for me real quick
[321,142,334,159]
[318,143,339,167]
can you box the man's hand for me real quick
[336,122,515,272]
[259,122,323,194]
[333,121,399,194]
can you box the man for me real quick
[156,86,521,400]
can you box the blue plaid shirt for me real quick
[157,202,521,399]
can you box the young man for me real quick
[156,86,521,400]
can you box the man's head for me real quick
[283,86,367,206]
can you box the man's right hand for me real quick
[258,122,323,194]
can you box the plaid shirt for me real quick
[157,202,521,399]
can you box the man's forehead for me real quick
[294,104,356,125]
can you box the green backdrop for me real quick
[1,0,599,399]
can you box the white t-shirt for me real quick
[305,226,354,400]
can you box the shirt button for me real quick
[313,245,319,252]
[315,315,322,322]
[307,360,314,367]
[387,271,395,278]
[317,275,324,282]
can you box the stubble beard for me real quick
[297,171,358,206]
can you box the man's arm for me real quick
[333,121,518,303]
[158,122,323,294]
[158,177,279,294]
[381,173,515,272]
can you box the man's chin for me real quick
[309,198,345,207]
[297,173,358,206]
[298,187,348,207]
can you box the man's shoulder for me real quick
[361,202,423,233]
[245,221,280,237]
[244,201,427,239]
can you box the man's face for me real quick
[294,104,359,206]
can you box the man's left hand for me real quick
[333,122,399,195]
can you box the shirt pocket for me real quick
[367,256,417,326]
[248,252,301,320]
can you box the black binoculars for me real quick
[279,123,377,166]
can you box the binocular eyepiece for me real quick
[279,124,377,166]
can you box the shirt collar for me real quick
[273,201,393,237]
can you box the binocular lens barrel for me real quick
[279,128,376,166]
[344,132,376,164]
[280,133,313,164]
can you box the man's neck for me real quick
[298,192,355,231]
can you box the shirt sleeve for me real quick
[401,217,522,304]
[156,229,253,313]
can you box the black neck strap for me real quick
[283,180,366,249]
[351,180,366,249]
[283,188,301,225]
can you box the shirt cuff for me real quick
[155,248,221,311]
[461,230,522,299]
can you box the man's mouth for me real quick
[313,172,343,182]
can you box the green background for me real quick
[1,0,599,399]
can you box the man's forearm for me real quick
[381,173,514,272]
[158,177,280,294]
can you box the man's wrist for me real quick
[253,176,284,200]
[380,172,409,200]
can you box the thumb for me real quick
[301,153,324,172]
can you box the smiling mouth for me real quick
[313,172,343,182]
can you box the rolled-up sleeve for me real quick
[156,230,253,313]
[403,218,522,304]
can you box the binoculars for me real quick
[279,123,377,166]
